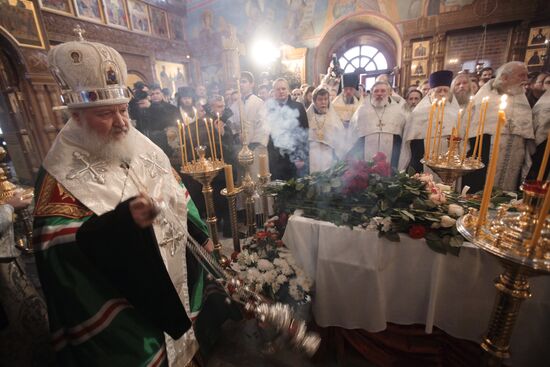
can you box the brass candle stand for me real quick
[422,136,484,188]
[221,186,244,253]
[257,173,272,227]
[456,180,550,366]
[238,144,256,236]
[181,146,225,258]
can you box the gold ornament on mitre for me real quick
[48,25,131,108]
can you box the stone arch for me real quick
[311,11,403,84]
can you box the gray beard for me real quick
[371,99,385,108]
[66,119,137,163]
[455,91,471,106]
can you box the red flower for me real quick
[409,224,427,239]
[371,161,391,177]
[372,152,387,163]
[256,231,269,240]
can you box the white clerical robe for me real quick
[533,90,550,147]
[332,94,361,126]
[467,80,534,190]
[399,95,461,171]
[350,100,406,166]
[306,105,349,173]
[43,120,198,366]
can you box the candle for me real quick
[434,98,446,161]
[177,119,187,166]
[210,119,218,161]
[259,153,269,176]
[217,113,224,162]
[203,118,214,159]
[537,133,550,181]
[447,127,457,165]
[430,101,441,160]
[460,97,474,163]
[224,164,235,193]
[477,95,507,229]
[471,97,487,160]
[477,98,489,161]
[193,107,200,147]
[528,187,550,251]
[185,114,196,162]
[424,101,436,161]
[456,108,463,134]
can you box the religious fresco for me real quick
[154,60,187,96]
[149,6,169,38]
[103,0,129,28]
[39,0,73,15]
[74,0,104,22]
[127,0,150,33]
[0,0,45,49]
[168,13,185,41]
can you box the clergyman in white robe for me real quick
[307,104,349,172]
[462,78,534,192]
[350,96,406,168]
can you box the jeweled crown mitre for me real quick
[47,25,131,108]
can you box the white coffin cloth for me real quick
[282,214,550,367]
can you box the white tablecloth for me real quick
[283,214,550,367]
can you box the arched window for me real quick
[338,45,390,90]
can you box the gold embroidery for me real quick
[34,173,92,219]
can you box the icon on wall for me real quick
[412,40,430,59]
[528,26,549,47]
[525,48,544,67]
[411,60,427,77]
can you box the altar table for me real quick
[282,214,550,367]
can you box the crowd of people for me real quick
[129,63,550,198]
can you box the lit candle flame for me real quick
[499,94,507,110]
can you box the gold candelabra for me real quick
[456,180,550,365]
[238,144,256,236]
[181,146,225,258]
[422,135,484,188]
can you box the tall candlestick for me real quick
[472,97,487,160]
[537,132,550,181]
[185,115,196,162]
[430,101,441,160]
[477,95,507,229]
[424,101,436,161]
[203,118,215,159]
[460,97,474,163]
[217,113,224,162]
[477,98,489,161]
[193,107,200,147]
[177,119,187,166]
[259,153,269,176]
[435,98,446,161]
[210,118,218,160]
[456,108,463,134]
[224,164,235,193]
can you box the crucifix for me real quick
[140,152,168,178]
[66,151,107,184]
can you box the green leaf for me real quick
[296,182,305,191]
[401,210,415,221]
[352,207,367,214]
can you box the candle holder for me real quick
[238,144,256,236]
[257,173,272,227]
[221,186,244,253]
[422,136,484,188]
[181,146,225,258]
[456,180,550,365]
